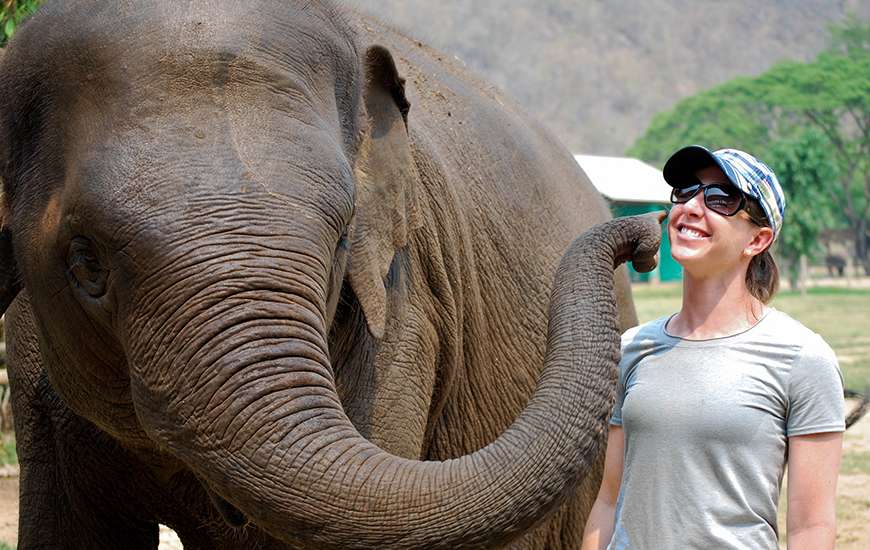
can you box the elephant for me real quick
[0,1,662,548]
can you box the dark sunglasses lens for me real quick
[671,184,701,204]
[704,185,742,215]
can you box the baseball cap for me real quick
[663,145,786,239]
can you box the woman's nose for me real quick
[682,192,706,216]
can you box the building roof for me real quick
[574,154,672,204]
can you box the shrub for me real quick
[1,0,44,47]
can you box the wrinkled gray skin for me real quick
[0,2,662,549]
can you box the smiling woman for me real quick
[666,148,781,305]
[582,146,846,550]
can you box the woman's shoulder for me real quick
[762,309,829,344]
[620,315,673,350]
[761,309,838,366]
[621,315,669,339]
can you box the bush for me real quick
[1,0,44,47]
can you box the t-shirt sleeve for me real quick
[610,369,625,426]
[786,334,845,436]
[610,329,635,426]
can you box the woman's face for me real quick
[667,164,772,278]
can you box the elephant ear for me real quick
[348,45,422,339]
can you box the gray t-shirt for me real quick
[608,309,845,550]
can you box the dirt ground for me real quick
[0,408,866,548]
[0,476,15,545]
[834,400,870,549]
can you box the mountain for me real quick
[351,0,870,156]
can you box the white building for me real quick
[574,154,681,282]
[573,154,672,204]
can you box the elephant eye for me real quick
[337,229,349,251]
[67,236,108,298]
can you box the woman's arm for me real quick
[786,431,843,550]
[581,425,625,550]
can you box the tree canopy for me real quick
[767,130,839,286]
[629,16,870,274]
[1,0,43,47]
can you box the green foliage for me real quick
[768,130,839,283]
[0,0,44,47]
[627,77,778,167]
[0,542,13,550]
[0,436,15,466]
[829,14,870,56]
[629,17,870,269]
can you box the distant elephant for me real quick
[0,1,660,548]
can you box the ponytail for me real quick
[746,249,779,304]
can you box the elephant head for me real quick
[0,2,663,547]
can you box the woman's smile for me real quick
[675,223,710,240]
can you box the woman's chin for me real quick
[670,245,709,266]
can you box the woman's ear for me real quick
[745,226,775,258]
[346,45,422,339]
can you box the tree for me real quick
[1,0,43,47]
[761,50,870,274]
[767,130,838,289]
[830,13,870,56]
[629,17,870,273]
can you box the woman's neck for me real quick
[668,268,768,340]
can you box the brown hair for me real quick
[744,198,779,303]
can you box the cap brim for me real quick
[663,145,721,188]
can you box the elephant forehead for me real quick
[5,1,359,90]
[1,2,364,168]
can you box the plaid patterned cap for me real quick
[663,145,786,239]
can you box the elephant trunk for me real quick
[131,214,662,549]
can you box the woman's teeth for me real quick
[680,226,708,239]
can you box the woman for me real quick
[581,146,845,549]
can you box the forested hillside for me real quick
[353,0,870,155]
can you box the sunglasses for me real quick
[670,183,746,217]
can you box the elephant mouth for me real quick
[205,484,249,528]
